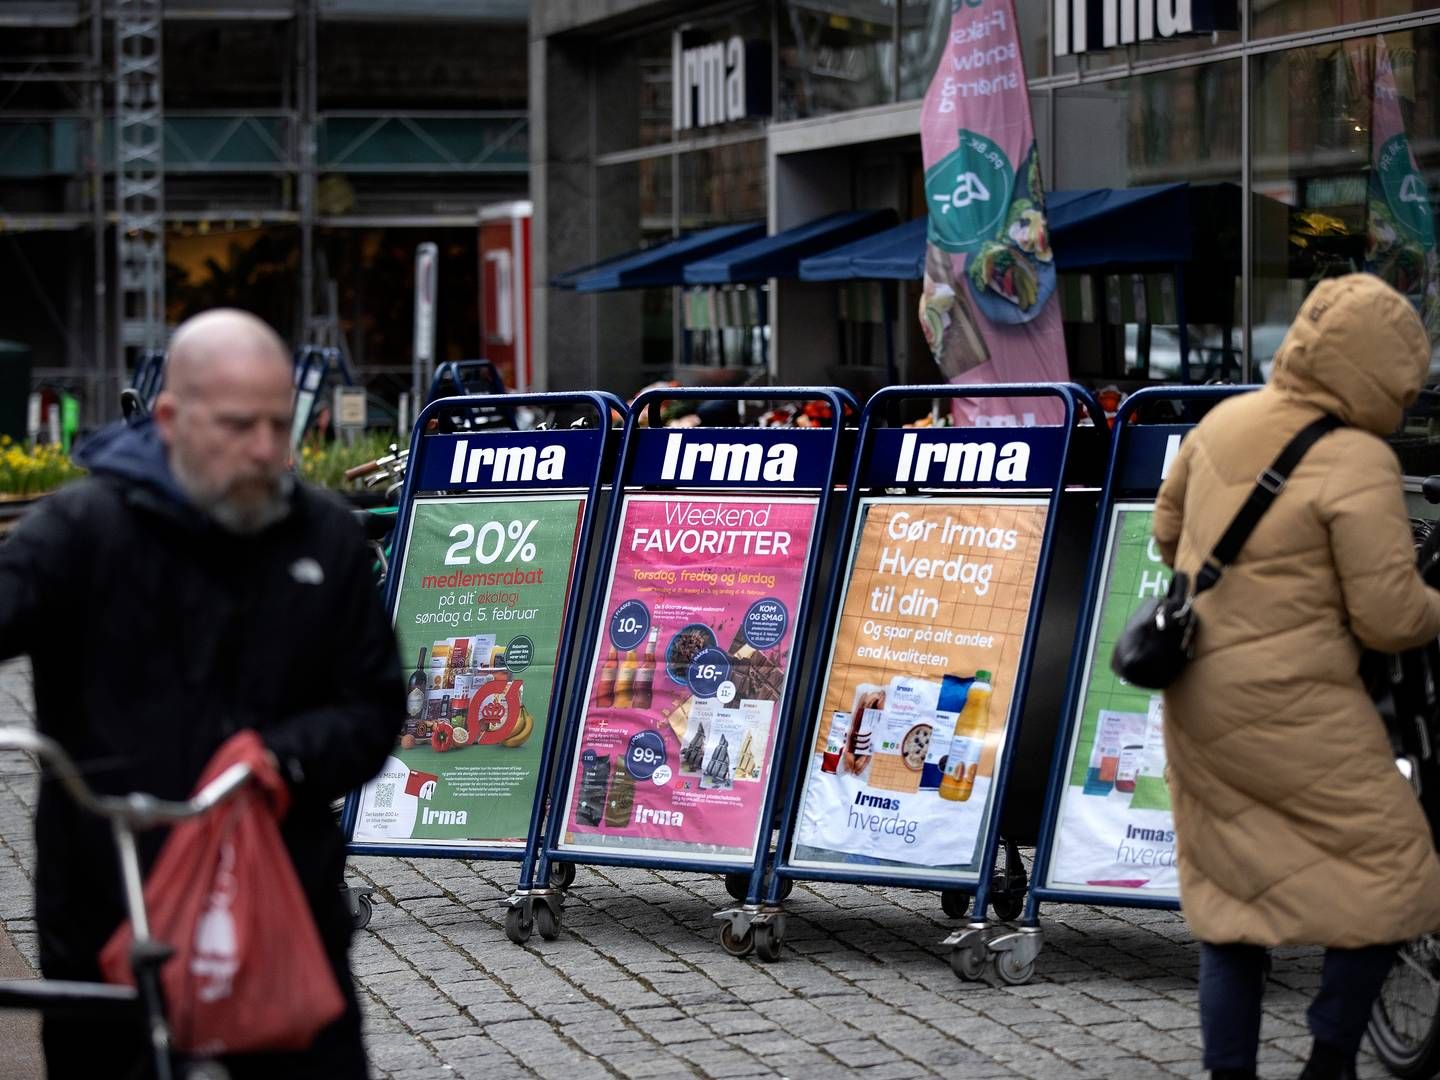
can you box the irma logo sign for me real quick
[1053,0,1238,57]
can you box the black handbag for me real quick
[1111,414,1342,690]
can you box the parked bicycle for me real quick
[1368,474,1440,1079]
[0,728,252,1080]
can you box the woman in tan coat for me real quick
[1154,274,1440,1080]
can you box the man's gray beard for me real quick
[171,456,294,534]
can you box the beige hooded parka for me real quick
[1154,273,1440,947]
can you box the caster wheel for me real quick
[990,892,1024,922]
[775,876,794,902]
[351,892,374,930]
[724,872,749,902]
[994,950,1036,986]
[754,917,785,963]
[940,890,970,919]
[719,921,755,957]
[550,861,576,891]
[505,905,533,945]
[535,903,560,941]
[950,945,987,981]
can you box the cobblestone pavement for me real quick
[0,659,1401,1079]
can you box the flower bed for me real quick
[0,438,86,498]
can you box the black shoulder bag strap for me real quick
[1192,413,1343,597]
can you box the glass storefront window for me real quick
[1078,28,1241,73]
[778,0,897,120]
[679,140,768,229]
[1251,28,1440,382]
[1054,61,1243,385]
[599,7,770,153]
[596,158,678,382]
[1252,0,1440,40]
[594,30,675,154]
[896,0,1048,99]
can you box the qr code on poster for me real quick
[373,783,395,810]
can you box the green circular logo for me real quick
[925,129,1016,254]
[1378,134,1435,248]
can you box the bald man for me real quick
[0,309,403,1077]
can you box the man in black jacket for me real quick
[0,309,403,1078]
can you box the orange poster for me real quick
[791,498,1048,880]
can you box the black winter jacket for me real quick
[0,421,403,998]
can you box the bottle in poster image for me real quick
[632,628,659,709]
[596,647,619,707]
[405,647,428,737]
[614,647,639,707]
[922,673,972,790]
[938,671,993,803]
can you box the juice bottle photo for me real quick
[613,648,639,708]
[938,671,992,803]
[596,647,619,707]
[632,629,659,709]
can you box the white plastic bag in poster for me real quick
[796,769,990,868]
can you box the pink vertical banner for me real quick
[919,1,1069,427]
[1364,36,1439,342]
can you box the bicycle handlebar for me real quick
[0,728,252,829]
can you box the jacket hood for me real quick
[1269,273,1431,435]
[72,417,193,509]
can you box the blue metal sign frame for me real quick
[339,391,625,899]
[541,387,853,911]
[1024,385,1255,921]
[761,384,1085,917]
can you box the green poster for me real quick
[1043,503,1180,898]
[352,494,583,848]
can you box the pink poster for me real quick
[558,494,816,865]
[919,0,1069,427]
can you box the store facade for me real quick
[530,0,1440,403]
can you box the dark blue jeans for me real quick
[1199,941,1398,1071]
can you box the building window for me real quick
[1252,0,1440,40]
[778,0,897,120]
[1251,27,1440,380]
[1054,60,1243,384]
[679,140,768,229]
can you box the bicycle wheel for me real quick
[1369,936,1440,1079]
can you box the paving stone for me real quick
[0,657,1379,1080]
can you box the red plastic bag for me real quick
[100,731,346,1056]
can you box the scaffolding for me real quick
[113,0,165,379]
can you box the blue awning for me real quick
[1047,183,1192,269]
[799,216,928,281]
[570,222,766,293]
[683,210,897,285]
[549,249,639,290]
[797,184,1198,281]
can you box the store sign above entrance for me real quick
[672,33,771,131]
[1053,0,1238,57]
